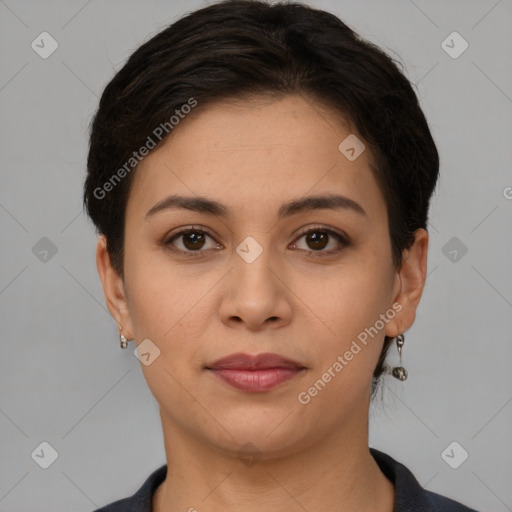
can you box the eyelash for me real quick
[163,224,350,258]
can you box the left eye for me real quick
[291,228,348,254]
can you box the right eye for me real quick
[163,227,222,257]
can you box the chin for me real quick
[205,405,318,457]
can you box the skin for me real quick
[96,93,428,512]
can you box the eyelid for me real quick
[164,224,220,250]
[293,223,349,241]
[165,224,216,239]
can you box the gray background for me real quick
[1,0,511,510]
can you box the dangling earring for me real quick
[119,327,130,349]
[391,334,408,381]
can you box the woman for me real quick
[84,1,480,510]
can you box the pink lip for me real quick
[206,353,306,392]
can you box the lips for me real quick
[206,353,306,392]
[208,353,304,370]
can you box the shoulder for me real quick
[369,447,480,512]
[91,464,167,512]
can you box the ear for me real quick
[385,228,429,338]
[96,234,134,339]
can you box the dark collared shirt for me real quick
[93,448,480,511]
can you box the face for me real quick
[97,93,427,459]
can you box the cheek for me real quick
[305,251,395,373]
[124,244,218,363]
[322,255,392,327]
[124,259,209,415]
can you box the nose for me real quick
[218,244,293,332]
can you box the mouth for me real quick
[206,353,306,392]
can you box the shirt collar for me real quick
[102,447,477,511]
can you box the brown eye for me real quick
[181,230,207,250]
[304,231,329,250]
[165,228,220,256]
[292,227,349,255]
[164,225,349,258]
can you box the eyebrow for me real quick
[145,193,367,220]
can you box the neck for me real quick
[153,406,394,512]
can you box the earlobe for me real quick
[385,228,429,338]
[95,235,134,338]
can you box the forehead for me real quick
[127,94,387,222]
